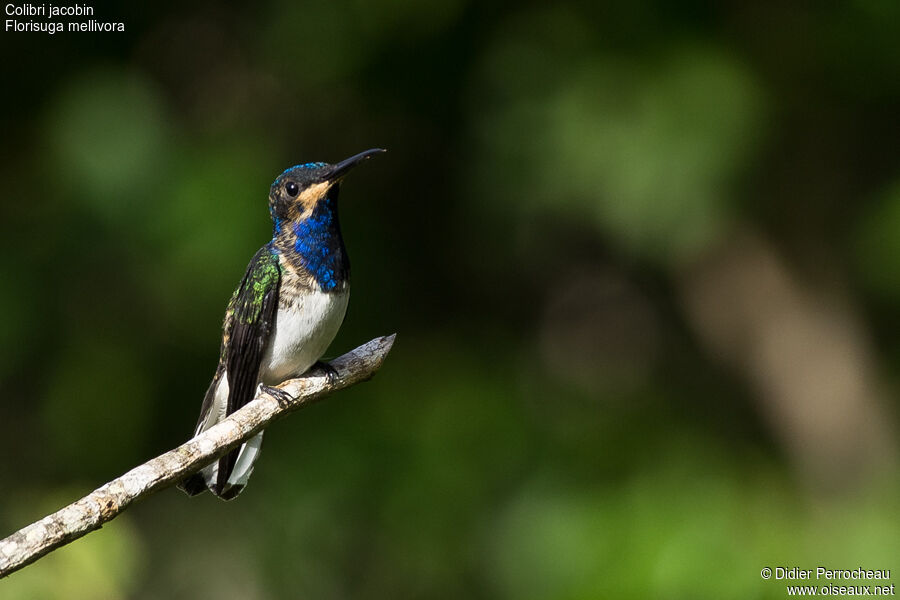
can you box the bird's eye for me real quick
[285,181,299,197]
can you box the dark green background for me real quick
[1,1,898,598]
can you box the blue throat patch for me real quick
[288,196,346,291]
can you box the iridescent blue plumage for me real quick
[267,159,354,291]
[291,193,344,290]
[280,162,328,176]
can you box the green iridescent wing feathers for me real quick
[223,246,280,412]
[217,246,281,488]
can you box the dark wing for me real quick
[215,246,281,492]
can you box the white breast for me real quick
[258,289,349,384]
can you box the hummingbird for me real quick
[179,148,385,500]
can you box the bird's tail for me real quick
[177,371,264,500]
[179,433,265,500]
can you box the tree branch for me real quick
[0,334,396,579]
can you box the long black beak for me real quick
[327,148,386,182]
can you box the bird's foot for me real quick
[313,360,340,385]
[262,385,294,407]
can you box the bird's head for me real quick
[268,148,385,230]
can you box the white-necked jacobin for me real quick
[179,148,385,500]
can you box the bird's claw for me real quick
[314,360,340,385]
[262,385,294,407]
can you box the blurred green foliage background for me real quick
[1,1,899,598]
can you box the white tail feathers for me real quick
[187,373,265,499]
